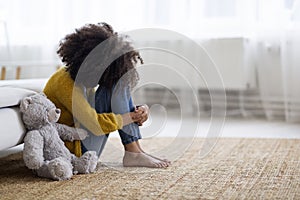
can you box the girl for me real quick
[43,23,170,168]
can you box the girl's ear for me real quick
[20,97,32,112]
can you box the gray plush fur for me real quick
[20,93,98,181]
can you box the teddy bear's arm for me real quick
[23,130,45,169]
[54,123,88,141]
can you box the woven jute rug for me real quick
[0,138,300,200]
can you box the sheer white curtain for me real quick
[250,1,289,121]
[0,0,261,46]
[281,1,300,122]
[244,0,300,122]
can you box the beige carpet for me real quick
[0,138,300,200]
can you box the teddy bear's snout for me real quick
[55,109,61,114]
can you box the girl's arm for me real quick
[58,84,141,136]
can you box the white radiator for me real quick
[133,37,255,117]
[136,37,252,90]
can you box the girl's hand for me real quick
[120,104,149,126]
[135,104,149,126]
[121,111,143,126]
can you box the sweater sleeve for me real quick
[75,86,123,135]
[63,85,123,136]
[44,69,123,136]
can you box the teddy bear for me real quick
[19,93,98,181]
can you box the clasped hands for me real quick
[121,104,149,126]
[131,104,149,126]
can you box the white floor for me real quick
[1,115,300,158]
[127,114,300,139]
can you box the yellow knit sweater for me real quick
[43,68,123,157]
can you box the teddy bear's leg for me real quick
[35,157,73,181]
[72,151,98,174]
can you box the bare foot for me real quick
[135,141,171,165]
[144,153,171,165]
[123,151,169,168]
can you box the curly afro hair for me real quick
[57,22,143,89]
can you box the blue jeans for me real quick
[81,86,142,157]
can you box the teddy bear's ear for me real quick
[20,97,32,111]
